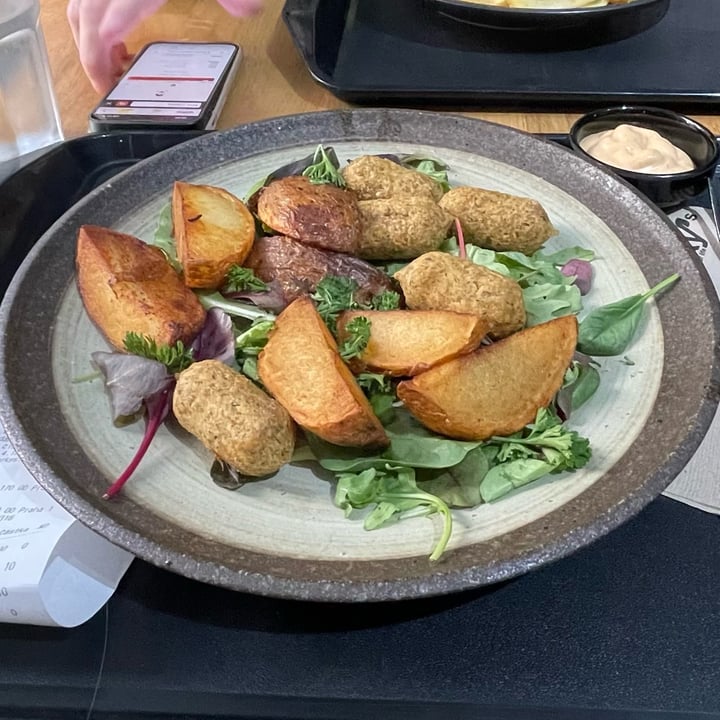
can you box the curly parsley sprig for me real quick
[302,145,345,187]
[224,265,268,293]
[338,316,371,361]
[123,333,194,374]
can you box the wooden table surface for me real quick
[40,0,720,139]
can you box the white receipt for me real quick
[0,427,133,627]
[663,205,720,513]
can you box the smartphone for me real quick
[89,41,241,132]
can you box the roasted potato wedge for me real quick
[258,297,389,448]
[76,224,206,351]
[397,315,578,441]
[336,309,489,377]
[244,235,398,306]
[357,196,454,260]
[172,181,256,289]
[173,360,295,477]
[393,251,525,338]
[341,155,444,201]
[256,176,362,254]
[438,186,557,255]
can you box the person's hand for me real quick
[67,0,263,94]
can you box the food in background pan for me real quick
[458,0,635,7]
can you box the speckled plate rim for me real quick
[1,108,718,602]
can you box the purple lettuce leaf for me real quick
[191,307,235,365]
[92,351,173,422]
[223,279,288,314]
[561,259,594,295]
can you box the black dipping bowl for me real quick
[569,106,719,209]
[425,0,670,49]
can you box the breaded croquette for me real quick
[341,155,445,201]
[439,186,557,255]
[393,251,526,338]
[357,196,454,260]
[173,360,295,477]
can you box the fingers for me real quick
[96,0,166,44]
[66,0,81,49]
[67,0,165,94]
[73,0,113,93]
[67,0,261,94]
[215,0,264,16]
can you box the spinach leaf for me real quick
[152,203,181,270]
[334,466,452,561]
[539,246,596,266]
[196,291,277,323]
[418,446,491,508]
[392,153,451,193]
[577,273,679,356]
[556,356,601,419]
[479,458,556,502]
[522,282,583,325]
[357,372,396,424]
[309,407,482,473]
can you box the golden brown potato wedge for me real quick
[172,181,256,289]
[258,297,389,448]
[341,155,444,201]
[397,315,577,440]
[438,186,558,255]
[76,224,206,352]
[393,251,525,338]
[256,176,362,254]
[336,309,489,377]
[173,360,295,477]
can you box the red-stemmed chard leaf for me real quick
[95,308,236,499]
[455,218,466,260]
[102,385,174,499]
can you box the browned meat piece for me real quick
[244,235,398,306]
[256,176,362,254]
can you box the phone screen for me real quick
[91,42,239,126]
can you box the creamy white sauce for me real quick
[579,123,695,175]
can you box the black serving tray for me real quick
[282,0,720,111]
[2,132,720,719]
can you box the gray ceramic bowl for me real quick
[569,106,719,209]
[1,109,718,602]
